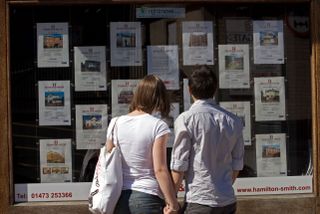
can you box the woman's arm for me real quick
[153,134,179,213]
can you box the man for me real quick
[170,66,244,214]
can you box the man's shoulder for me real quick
[214,105,244,128]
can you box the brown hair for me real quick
[189,65,217,99]
[129,75,170,118]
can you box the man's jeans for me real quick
[184,202,237,214]
[114,189,165,214]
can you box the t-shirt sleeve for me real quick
[154,119,171,139]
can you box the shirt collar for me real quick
[190,98,216,109]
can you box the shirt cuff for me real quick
[232,159,244,171]
[170,159,189,172]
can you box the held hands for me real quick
[163,204,180,214]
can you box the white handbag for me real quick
[88,118,123,214]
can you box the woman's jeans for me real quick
[114,189,165,214]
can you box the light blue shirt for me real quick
[170,99,244,207]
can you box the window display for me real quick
[10,4,312,203]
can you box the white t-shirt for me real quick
[106,114,170,198]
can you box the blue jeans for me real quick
[184,202,237,214]
[114,189,165,214]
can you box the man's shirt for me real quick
[170,99,244,207]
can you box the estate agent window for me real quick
[10,3,312,203]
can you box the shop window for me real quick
[10,3,312,203]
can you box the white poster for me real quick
[256,133,287,177]
[40,139,72,183]
[254,77,286,121]
[38,81,71,126]
[218,44,250,89]
[147,45,179,90]
[163,103,180,148]
[219,101,251,145]
[37,23,69,68]
[253,20,284,64]
[74,46,107,91]
[75,105,108,150]
[110,22,142,67]
[112,79,140,117]
[182,21,214,65]
[183,78,193,111]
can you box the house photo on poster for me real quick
[37,22,69,68]
[74,46,107,91]
[75,104,108,150]
[38,80,71,126]
[110,22,142,67]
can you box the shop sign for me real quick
[15,182,91,202]
[234,176,312,195]
[136,7,185,18]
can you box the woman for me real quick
[106,75,179,214]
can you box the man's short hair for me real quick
[189,66,217,99]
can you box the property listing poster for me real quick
[110,22,142,67]
[74,46,107,91]
[75,104,108,150]
[182,21,214,66]
[183,78,193,111]
[40,139,72,183]
[147,45,179,90]
[111,79,140,117]
[219,101,251,145]
[218,44,250,89]
[37,23,69,68]
[164,102,180,148]
[254,77,286,121]
[253,20,284,64]
[38,81,71,126]
[256,133,287,177]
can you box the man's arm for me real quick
[171,170,184,193]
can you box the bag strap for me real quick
[112,117,120,147]
[106,117,120,153]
